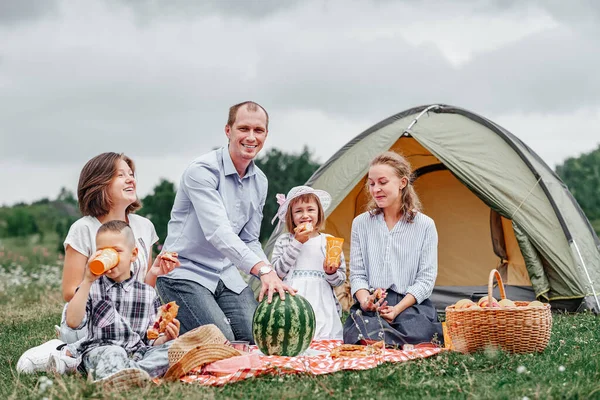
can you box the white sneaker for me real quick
[94,368,151,391]
[46,346,79,374]
[16,339,64,374]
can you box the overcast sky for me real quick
[1,0,599,206]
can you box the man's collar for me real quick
[221,147,256,178]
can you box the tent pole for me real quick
[405,104,441,133]
[571,239,600,310]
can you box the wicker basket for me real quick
[445,269,552,354]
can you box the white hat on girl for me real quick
[271,185,332,226]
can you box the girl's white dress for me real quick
[283,235,344,340]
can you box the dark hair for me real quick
[227,101,269,129]
[366,151,421,223]
[97,220,135,248]
[284,193,326,233]
[77,152,141,217]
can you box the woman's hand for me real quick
[378,304,401,322]
[153,318,180,346]
[357,289,387,312]
[323,259,340,275]
[150,252,181,277]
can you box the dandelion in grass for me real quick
[516,365,527,374]
[558,365,565,372]
[37,376,53,394]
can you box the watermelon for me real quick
[252,293,315,357]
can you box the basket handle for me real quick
[487,269,506,303]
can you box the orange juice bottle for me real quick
[89,248,120,275]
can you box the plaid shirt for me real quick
[68,275,161,358]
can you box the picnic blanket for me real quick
[179,340,443,386]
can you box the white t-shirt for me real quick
[64,214,159,282]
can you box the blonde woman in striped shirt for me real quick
[343,152,443,347]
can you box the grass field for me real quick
[1,236,599,399]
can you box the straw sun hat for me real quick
[162,324,242,382]
[270,185,332,226]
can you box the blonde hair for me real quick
[284,193,326,233]
[366,151,421,223]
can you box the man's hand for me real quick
[259,271,297,303]
[323,259,340,275]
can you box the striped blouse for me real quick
[349,211,438,304]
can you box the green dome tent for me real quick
[265,104,600,312]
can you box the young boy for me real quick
[61,220,179,389]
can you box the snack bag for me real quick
[326,236,344,265]
[441,321,454,350]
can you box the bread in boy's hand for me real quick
[294,222,313,234]
[147,301,179,340]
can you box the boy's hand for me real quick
[323,259,340,275]
[83,250,104,283]
[153,318,180,346]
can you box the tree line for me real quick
[0,147,321,250]
[1,145,599,251]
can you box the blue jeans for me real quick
[156,277,258,343]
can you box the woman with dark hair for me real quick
[343,151,443,347]
[17,152,178,374]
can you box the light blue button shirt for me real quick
[162,147,268,294]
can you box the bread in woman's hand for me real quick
[373,288,386,301]
[159,251,178,263]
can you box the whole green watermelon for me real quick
[252,293,315,357]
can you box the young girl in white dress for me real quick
[270,186,346,340]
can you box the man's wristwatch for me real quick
[258,264,273,277]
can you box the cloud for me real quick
[1,0,600,205]
[0,0,58,25]
[110,0,301,20]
